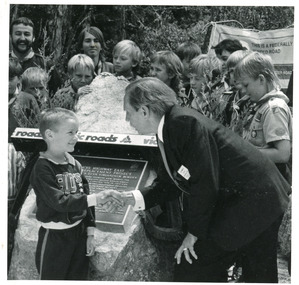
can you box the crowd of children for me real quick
[8,17,292,281]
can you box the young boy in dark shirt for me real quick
[30,108,122,280]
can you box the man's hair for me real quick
[234,51,281,90]
[21,67,48,90]
[125,77,178,118]
[226,50,252,70]
[10,17,34,35]
[9,57,23,79]
[39,108,78,139]
[176,42,202,62]
[212,39,246,56]
[113,40,142,66]
[77,26,106,61]
[150,50,183,95]
[189,54,222,82]
[68,54,95,75]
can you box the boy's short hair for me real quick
[226,50,252,70]
[10,17,34,35]
[234,51,280,90]
[176,42,202,62]
[9,57,23,79]
[190,54,222,81]
[39,108,78,139]
[21,67,48,90]
[113,40,142,65]
[68,54,95,76]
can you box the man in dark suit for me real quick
[121,77,290,282]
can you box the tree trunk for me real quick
[51,5,69,62]
[10,4,19,22]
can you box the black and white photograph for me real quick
[2,0,296,283]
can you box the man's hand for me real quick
[86,235,95,256]
[120,191,136,207]
[174,232,198,264]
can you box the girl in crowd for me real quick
[77,26,114,75]
[149,50,184,104]
[188,54,228,123]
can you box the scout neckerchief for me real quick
[242,93,285,131]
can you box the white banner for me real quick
[208,23,294,89]
[11,128,157,148]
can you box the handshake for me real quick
[95,190,136,213]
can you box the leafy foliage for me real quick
[10,5,294,79]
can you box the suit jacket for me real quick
[142,105,289,251]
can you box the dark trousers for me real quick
[174,216,282,283]
[35,222,89,280]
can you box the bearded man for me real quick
[9,17,61,96]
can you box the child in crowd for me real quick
[112,39,142,81]
[78,26,114,75]
[9,57,23,136]
[234,50,292,277]
[234,51,292,182]
[8,57,27,269]
[212,38,247,87]
[225,50,253,135]
[52,54,95,111]
[8,57,28,205]
[21,67,51,110]
[188,54,228,123]
[149,50,184,104]
[176,42,202,90]
[30,108,122,280]
[9,59,40,128]
[212,38,246,63]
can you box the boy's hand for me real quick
[86,235,95,256]
[96,190,124,210]
[78,85,92,96]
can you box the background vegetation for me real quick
[9,5,294,80]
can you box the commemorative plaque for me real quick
[74,155,149,233]
[11,128,156,233]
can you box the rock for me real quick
[8,190,39,280]
[75,73,137,134]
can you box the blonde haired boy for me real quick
[30,107,122,280]
[52,54,95,111]
[113,39,142,81]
